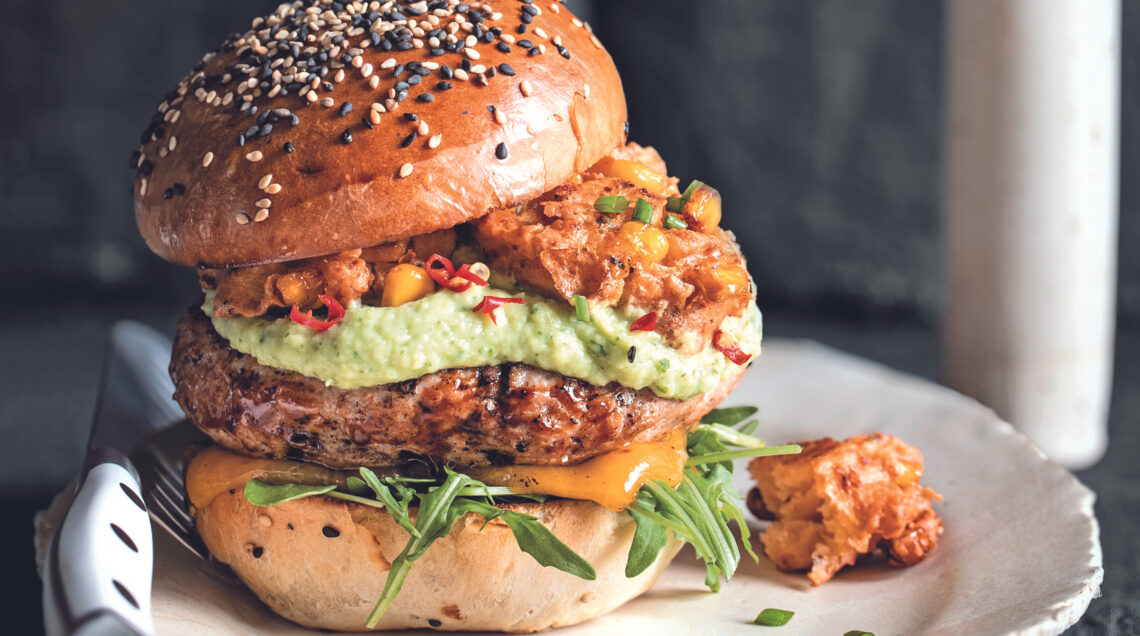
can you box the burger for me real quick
[132,0,793,631]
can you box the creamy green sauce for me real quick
[206,286,762,400]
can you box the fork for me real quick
[133,433,209,561]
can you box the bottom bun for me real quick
[193,487,683,632]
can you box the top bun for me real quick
[132,1,626,267]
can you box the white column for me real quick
[944,0,1119,469]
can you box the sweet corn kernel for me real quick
[711,266,750,296]
[683,184,722,232]
[592,157,669,194]
[618,222,669,264]
[381,264,435,307]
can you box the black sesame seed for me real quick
[437,81,453,90]
[172,183,186,196]
[396,90,408,102]
[322,526,340,538]
[521,5,538,15]
[498,63,516,76]
[517,24,528,34]
[338,101,353,116]
[415,67,431,76]
[401,132,417,147]
[237,134,246,146]
[362,115,374,129]
[428,619,442,628]
[627,345,637,363]
[559,46,571,60]
[283,141,295,153]
[440,65,454,79]
[138,159,154,176]
[393,63,405,77]
[520,12,533,24]
[404,113,419,122]
[252,546,263,558]
[430,47,445,56]
[394,80,410,92]
[162,188,173,200]
[417,92,435,102]
[407,74,422,86]
[341,128,353,144]
[495,142,508,160]
[517,39,534,49]
[528,47,541,57]
[259,123,273,136]
[624,121,630,139]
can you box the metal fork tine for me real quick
[134,435,211,561]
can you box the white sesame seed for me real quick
[464,47,480,60]
[572,18,583,27]
[550,2,559,13]
[454,68,469,81]
[369,75,381,89]
[381,57,397,69]
[352,55,363,68]
[429,133,442,149]
[159,147,169,158]
[256,198,272,209]
[535,27,548,39]
[139,178,148,196]
[306,91,319,103]
[265,183,282,194]
[258,174,274,190]
[584,83,591,99]
[421,61,439,70]
[361,63,373,77]
[591,35,603,48]
[470,64,486,74]
[202,152,214,167]
[553,35,563,47]
[494,108,507,125]
[246,151,264,162]
[520,80,534,97]
[321,97,335,108]
[399,163,414,178]
[501,34,515,44]
[236,212,250,224]
[168,136,177,152]
[370,110,382,125]
[253,208,270,222]
[267,84,281,98]
[334,69,346,83]
[418,120,429,135]
[465,35,477,47]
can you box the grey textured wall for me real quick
[0,0,1134,322]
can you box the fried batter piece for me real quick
[748,433,943,586]
[473,145,751,347]
[200,229,456,317]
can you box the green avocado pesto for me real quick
[206,286,762,400]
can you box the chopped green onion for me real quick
[664,213,688,230]
[680,180,704,205]
[843,632,875,636]
[666,196,683,212]
[633,198,654,223]
[573,295,590,321]
[594,195,629,214]
[754,608,795,627]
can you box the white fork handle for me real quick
[43,451,155,635]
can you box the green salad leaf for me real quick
[241,404,800,629]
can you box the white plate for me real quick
[37,340,1102,635]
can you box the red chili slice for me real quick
[630,312,657,332]
[426,254,487,292]
[289,294,346,332]
[473,295,526,325]
[713,329,752,365]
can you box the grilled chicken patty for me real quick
[171,307,745,469]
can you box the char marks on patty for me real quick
[171,307,746,469]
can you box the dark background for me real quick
[2,1,1135,632]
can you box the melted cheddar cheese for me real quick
[185,431,688,512]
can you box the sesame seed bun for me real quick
[190,483,683,632]
[132,2,626,267]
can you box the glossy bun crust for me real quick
[191,484,683,632]
[133,1,626,267]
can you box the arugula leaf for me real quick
[243,480,336,506]
[359,468,419,538]
[625,507,669,577]
[685,445,802,466]
[699,406,758,426]
[366,469,474,628]
[345,475,369,495]
[455,499,597,580]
